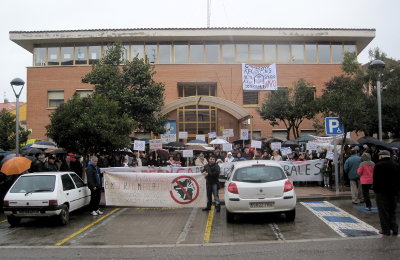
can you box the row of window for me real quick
[34,42,356,66]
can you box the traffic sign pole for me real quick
[333,136,339,196]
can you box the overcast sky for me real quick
[1,0,399,102]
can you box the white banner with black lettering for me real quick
[242,63,278,90]
[104,171,206,207]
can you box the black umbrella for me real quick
[282,140,299,148]
[165,141,185,149]
[358,136,392,150]
[22,147,44,155]
[265,138,283,143]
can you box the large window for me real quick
[277,44,290,63]
[159,43,172,64]
[331,43,343,63]
[190,43,204,63]
[249,44,263,63]
[61,47,74,65]
[34,48,46,66]
[222,44,235,63]
[75,89,93,98]
[177,82,217,136]
[89,46,101,64]
[205,44,220,63]
[305,43,317,63]
[131,44,144,59]
[75,46,87,65]
[145,44,157,63]
[236,44,249,63]
[264,44,276,64]
[47,47,59,66]
[174,43,188,63]
[48,90,64,108]
[318,43,330,63]
[291,44,304,63]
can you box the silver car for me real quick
[224,160,296,223]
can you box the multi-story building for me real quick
[10,27,375,141]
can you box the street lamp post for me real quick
[369,60,386,141]
[10,78,25,156]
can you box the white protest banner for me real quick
[222,143,233,152]
[306,142,317,151]
[196,135,205,142]
[104,171,206,207]
[279,159,324,182]
[183,150,193,158]
[179,132,188,139]
[160,134,176,144]
[222,129,234,138]
[208,132,216,139]
[280,147,293,156]
[242,63,278,91]
[102,166,202,174]
[271,142,282,150]
[251,140,262,149]
[134,140,146,151]
[240,129,249,140]
[149,139,162,150]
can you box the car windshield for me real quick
[233,166,285,183]
[10,175,56,193]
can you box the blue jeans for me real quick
[206,182,220,206]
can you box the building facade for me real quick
[10,28,375,141]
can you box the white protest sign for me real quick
[222,143,233,152]
[149,139,163,150]
[208,132,216,139]
[242,63,278,90]
[134,140,146,151]
[326,151,334,160]
[179,132,188,139]
[182,150,193,158]
[196,135,205,142]
[240,129,249,140]
[251,140,262,149]
[306,142,317,151]
[279,159,324,182]
[271,142,282,150]
[160,134,176,144]
[280,147,293,156]
[222,129,234,138]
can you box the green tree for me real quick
[46,94,135,156]
[365,48,400,137]
[258,79,318,140]
[0,109,30,151]
[82,43,167,133]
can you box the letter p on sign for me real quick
[325,117,344,135]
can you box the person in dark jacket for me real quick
[373,150,400,236]
[31,154,46,172]
[86,156,103,216]
[44,155,58,171]
[202,155,221,212]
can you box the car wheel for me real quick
[226,209,235,223]
[285,209,296,222]
[7,216,21,226]
[58,205,70,225]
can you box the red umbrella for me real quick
[0,157,32,175]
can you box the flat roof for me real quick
[10,27,375,53]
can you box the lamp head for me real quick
[369,59,386,70]
[10,77,25,98]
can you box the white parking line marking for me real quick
[176,208,198,244]
[301,201,379,237]
[269,223,285,241]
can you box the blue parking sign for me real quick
[325,117,344,135]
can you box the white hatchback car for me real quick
[224,160,296,222]
[3,172,91,226]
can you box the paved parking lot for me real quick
[1,199,396,247]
